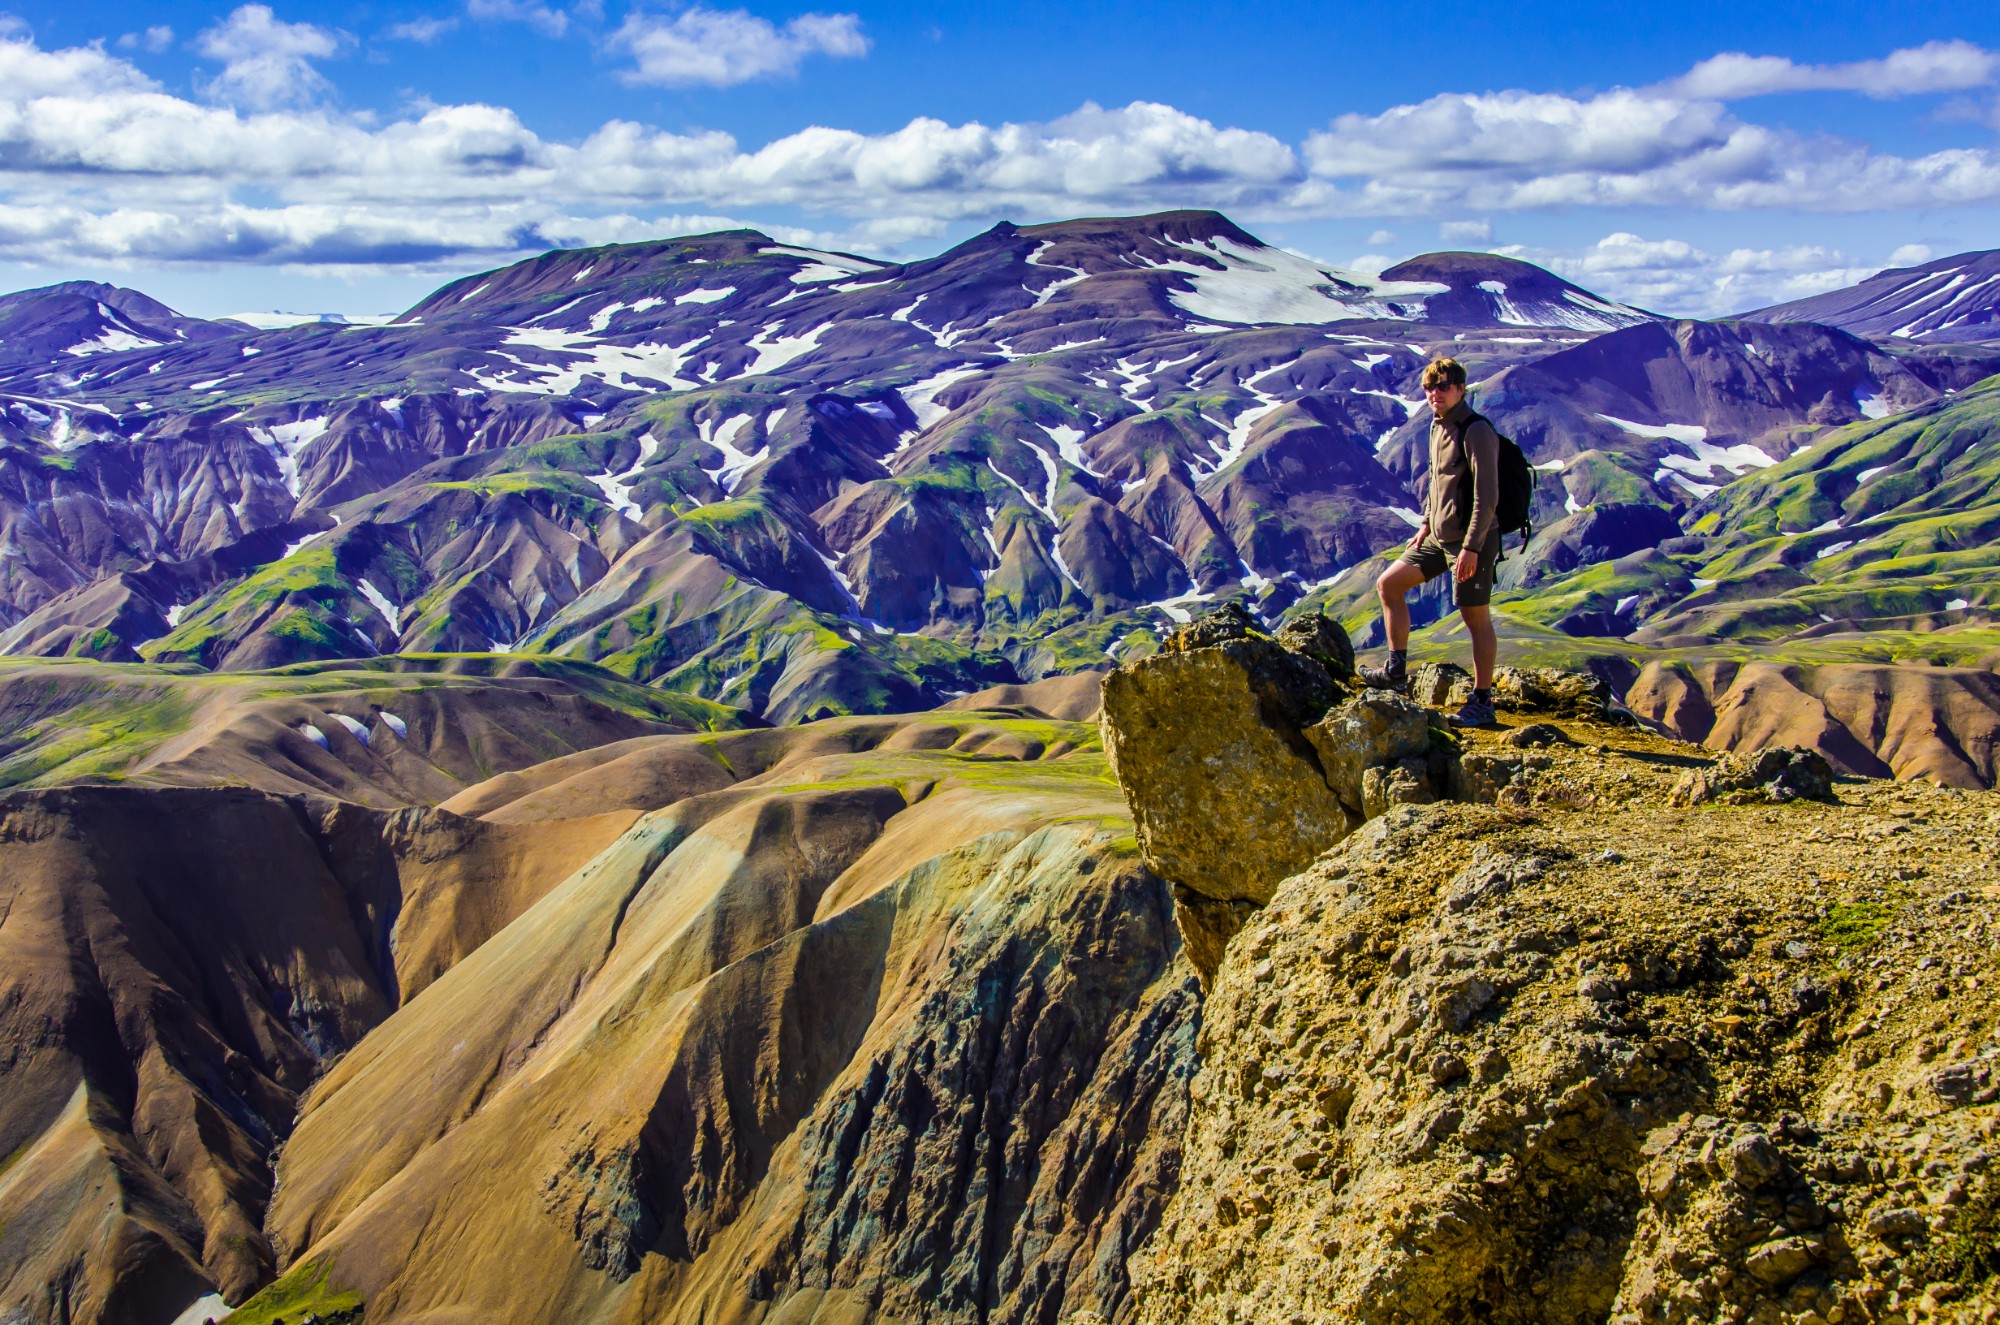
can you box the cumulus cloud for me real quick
[1887,243,1935,267]
[196,5,346,109]
[1669,40,1999,100]
[1497,232,1883,316]
[610,6,868,87]
[466,0,570,38]
[1299,84,2000,215]
[1,26,1997,281]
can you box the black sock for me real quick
[1473,687,1492,701]
[1389,649,1408,670]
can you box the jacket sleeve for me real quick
[1462,418,1500,549]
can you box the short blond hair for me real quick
[1422,357,1467,390]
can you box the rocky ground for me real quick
[1120,661,2000,1323]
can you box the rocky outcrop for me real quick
[1099,606,1461,979]
[1124,707,2000,1323]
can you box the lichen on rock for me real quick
[1122,704,2000,1324]
[1670,746,1836,806]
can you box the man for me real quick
[1357,357,1500,728]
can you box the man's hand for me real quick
[1409,521,1430,550]
[1454,547,1480,582]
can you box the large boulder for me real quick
[1100,609,1347,911]
[1306,690,1439,818]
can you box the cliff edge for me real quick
[1102,611,2000,1324]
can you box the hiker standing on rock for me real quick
[1359,356,1500,728]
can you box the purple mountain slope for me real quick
[0,210,1995,719]
[1747,249,2000,344]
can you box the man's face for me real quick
[1425,382,1467,414]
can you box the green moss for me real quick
[677,498,766,529]
[224,1258,364,1325]
[1815,901,1893,953]
[0,691,197,788]
[268,609,347,650]
[1909,1177,2000,1291]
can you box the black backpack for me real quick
[1461,410,1535,553]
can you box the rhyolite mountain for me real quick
[0,211,1995,742]
[1749,247,2000,344]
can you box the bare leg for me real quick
[1459,604,1497,688]
[1376,561,1428,650]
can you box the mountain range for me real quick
[0,211,1994,768]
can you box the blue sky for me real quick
[1,0,1996,317]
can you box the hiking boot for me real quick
[1448,692,1498,729]
[1357,659,1407,691]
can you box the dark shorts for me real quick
[1396,530,1500,609]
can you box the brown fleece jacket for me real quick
[1424,398,1499,548]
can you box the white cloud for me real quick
[196,5,346,109]
[466,0,569,38]
[0,27,1997,283]
[1670,40,1999,100]
[116,26,175,54]
[1299,84,2000,216]
[1887,243,1934,267]
[1497,231,1883,316]
[386,17,460,43]
[0,28,157,97]
[610,6,868,87]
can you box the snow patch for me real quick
[468,326,707,394]
[1389,507,1424,528]
[281,514,341,558]
[762,244,884,281]
[299,723,329,750]
[1854,385,1890,419]
[743,324,827,375]
[1856,464,1890,484]
[1044,424,1101,477]
[698,415,770,494]
[248,416,330,497]
[329,713,370,746]
[1815,540,1855,560]
[379,711,408,738]
[1614,594,1640,615]
[356,578,401,631]
[1656,469,1720,498]
[1595,413,1710,446]
[1947,597,1971,610]
[1152,236,1447,326]
[1195,391,1281,478]
[896,367,982,439]
[168,1293,232,1325]
[675,286,733,305]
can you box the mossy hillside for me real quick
[223,1257,363,1325]
[0,654,746,787]
[1703,377,2000,549]
[0,688,196,788]
[427,468,608,524]
[139,544,346,667]
[1490,553,1698,631]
